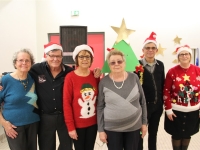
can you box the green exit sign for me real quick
[71,11,79,16]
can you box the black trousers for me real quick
[38,113,72,150]
[73,124,97,150]
[105,129,140,150]
[138,102,163,150]
[6,121,39,150]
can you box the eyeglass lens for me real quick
[179,53,189,57]
[110,60,123,65]
[78,55,91,60]
[145,47,157,50]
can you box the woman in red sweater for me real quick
[63,44,100,150]
[163,45,200,150]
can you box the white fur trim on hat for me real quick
[73,44,94,61]
[44,44,63,54]
[176,45,192,57]
[142,32,157,48]
[143,40,157,48]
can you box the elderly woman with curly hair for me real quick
[0,49,39,150]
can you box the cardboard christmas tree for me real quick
[102,18,140,73]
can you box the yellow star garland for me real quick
[111,18,135,44]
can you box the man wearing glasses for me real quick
[135,32,165,150]
[29,42,101,150]
[29,42,74,150]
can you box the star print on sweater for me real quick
[163,64,200,115]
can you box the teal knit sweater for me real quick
[0,74,40,126]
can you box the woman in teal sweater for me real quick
[0,49,40,150]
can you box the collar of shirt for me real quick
[141,58,158,67]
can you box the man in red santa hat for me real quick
[135,32,165,150]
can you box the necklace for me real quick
[18,75,28,91]
[111,72,125,89]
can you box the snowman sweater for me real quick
[163,64,200,115]
[63,71,99,131]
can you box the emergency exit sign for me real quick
[71,11,79,16]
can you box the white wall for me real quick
[1,0,200,73]
[0,0,37,73]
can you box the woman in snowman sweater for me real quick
[63,45,100,150]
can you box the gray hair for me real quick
[13,48,35,69]
[106,49,125,63]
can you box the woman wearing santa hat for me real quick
[63,44,100,150]
[163,45,200,150]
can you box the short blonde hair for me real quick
[106,49,125,63]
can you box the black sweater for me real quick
[137,60,165,104]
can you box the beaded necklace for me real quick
[18,75,28,91]
[111,72,125,89]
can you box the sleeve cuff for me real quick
[166,109,173,115]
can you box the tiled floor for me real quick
[0,113,200,150]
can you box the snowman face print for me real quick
[78,87,96,118]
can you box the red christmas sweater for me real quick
[63,71,99,131]
[163,64,200,115]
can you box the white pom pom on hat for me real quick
[73,44,94,61]
[41,42,63,62]
[176,45,192,57]
[143,32,157,48]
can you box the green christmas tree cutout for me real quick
[102,18,140,73]
[102,40,140,73]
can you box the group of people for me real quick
[0,31,200,150]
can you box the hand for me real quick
[93,68,101,78]
[141,125,147,138]
[167,113,177,121]
[0,85,3,91]
[68,130,78,140]
[99,132,108,143]
[3,121,18,139]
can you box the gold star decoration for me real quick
[172,50,177,55]
[156,43,166,56]
[111,18,135,44]
[172,59,178,64]
[173,36,182,44]
[183,74,190,81]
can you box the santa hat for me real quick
[143,32,157,48]
[73,44,94,61]
[176,45,192,57]
[41,42,63,61]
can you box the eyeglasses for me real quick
[16,59,31,63]
[78,55,91,60]
[144,47,157,50]
[47,54,63,59]
[179,53,190,57]
[109,60,124,66]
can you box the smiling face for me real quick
[178,50,191,65]
[142,42,157,60]
[46,50,63,68]
[108,55,125,74]
[81,89,95,101]
[14,52,32,73]
[76,50,93,69]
